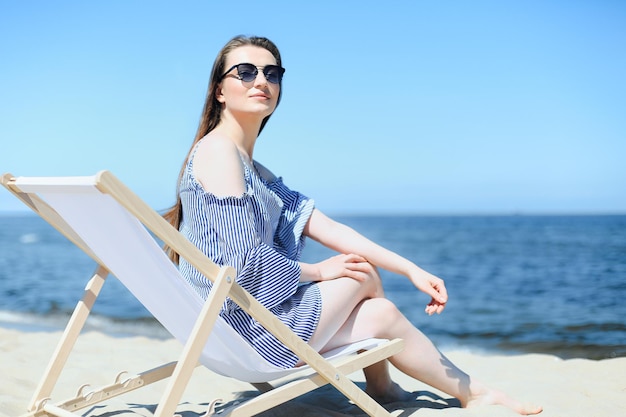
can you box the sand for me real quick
[1,327,624,417]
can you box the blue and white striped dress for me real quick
[178,145,321,368]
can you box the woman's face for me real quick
[217,45,281,121]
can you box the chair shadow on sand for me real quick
[90,383,461,417]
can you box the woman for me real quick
[164,35,542,415]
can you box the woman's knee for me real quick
[360,263,385,299]
[358,298,405,334]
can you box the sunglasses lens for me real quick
[263,65,284,84]
[230,64,284,84]
[237,64,258,82]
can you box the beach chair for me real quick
[1,171,404,417]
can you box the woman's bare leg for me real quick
[307,265,385,353]
[310,278,542,415]
[305,267,407,401]
[360,356,411,403]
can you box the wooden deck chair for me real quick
[1,171,404,417]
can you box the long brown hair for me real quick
[163,35,284,263]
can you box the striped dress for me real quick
[178,145,321,368]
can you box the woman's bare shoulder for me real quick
[195,134,238,158]
[193,135,246,196]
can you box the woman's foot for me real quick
[465,387,543,415]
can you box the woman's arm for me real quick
[304,209,448,314]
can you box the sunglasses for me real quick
[221,63,285,84]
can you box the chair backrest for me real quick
[12,174,297,382]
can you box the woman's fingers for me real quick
[414,276,448,315]
[338,253,368,264]
[425,298,446,315]
[317,254,372,281]
[339,259,376,282]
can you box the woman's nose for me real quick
[253,70,269,87]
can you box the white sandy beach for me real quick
[1,327,624,417]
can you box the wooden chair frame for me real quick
[2,171,404,417]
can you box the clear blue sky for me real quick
[1,1,624,215]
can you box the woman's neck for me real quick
[214,112,262,160]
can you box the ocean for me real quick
[0,213,624,360]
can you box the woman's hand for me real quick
[410,271,448,315]
[300,254,373,283]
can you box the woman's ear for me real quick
[216,84,226,104]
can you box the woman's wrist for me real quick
[407,265,432,286]
[298,262,320,283]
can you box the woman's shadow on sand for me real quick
[88,383,460,417]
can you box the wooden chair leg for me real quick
[28,266,109,411]
[153,266,236,417]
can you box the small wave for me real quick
[441,326,626,360]
[0,310,68,332]
[0,310,171,339]
[19,233,39,244]
[564,322,626,333]
[496,339,626,360]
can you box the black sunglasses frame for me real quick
[221,63,285,84]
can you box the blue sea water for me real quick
[0,213,624,360]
